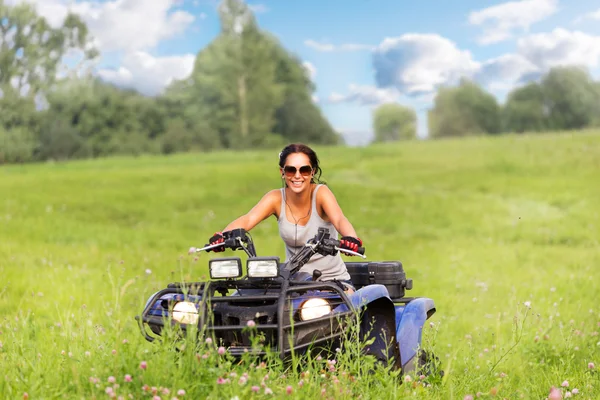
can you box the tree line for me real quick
[372,66,600,142]
[0,0,341,164]
[2,0,599,164]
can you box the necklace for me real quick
[283,187,313,252]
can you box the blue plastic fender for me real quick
[332,284,392,313]
[395,298,436,372]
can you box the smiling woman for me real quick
[207,143,363,285]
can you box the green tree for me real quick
[165,0,340,149]
[44,78,164,158]
[184,0,284,149]
[0,0,97,102]
[372,103,417,142]
[428,79,501,138]
[502,82,548,133]
[540,66,599,131]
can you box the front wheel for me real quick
[415,349,444,381]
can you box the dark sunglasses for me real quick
[283,165,313,176]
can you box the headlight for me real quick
[247,257,280,278]
[299,298,331,321]
[172,301,199,325]
[209,257,242,279]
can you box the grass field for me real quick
[1,130,599,399]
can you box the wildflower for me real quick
[218,346,226,355]
[23,393,29,400]
[112,349,117,355]
[145,269,152,275]
[122,339,129,344]
[286,386,293,395]
[140,361,147,370]
[404,375,412,383]
[205,337,213,345]
[251,386,260,392]
[177,389,186,396]
[247,320,256,328]
[589,362,595,369]
[565,391,572,398]
[562,380,569,387]
[108,376,116,383]
[548,386,562,400]
[238,376,247,385]
[464,396,474,400]
[162,388,170,395]
[524,301,531,308]
[85,351,91,357]
[572,388,579,394]
[264,388,273,395]
[124,374,132,382]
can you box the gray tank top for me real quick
[278,184,350,281]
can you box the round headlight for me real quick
[299,298,331,321]
[172,301,199,325]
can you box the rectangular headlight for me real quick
[209,257,242,279]
[247,257,280,278]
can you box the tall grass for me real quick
[1,131,599,399]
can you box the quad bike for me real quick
[136,228,441,376]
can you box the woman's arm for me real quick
[222,190,279,232]
[317,186,358,238]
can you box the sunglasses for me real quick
[283,165,313,177]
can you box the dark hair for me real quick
[278,143,325,184]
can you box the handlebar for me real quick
[190,228,366,270]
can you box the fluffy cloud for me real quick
[468,0,558,44]
[8,0,197,95]
[9,0,195,53]
[302,61,317,80]
[372,34,480,96]
[328,84,399,106]
[371,28,600,98]
[579,8,600,21]
[475,53,540,90]
[98,51,195,96]
[516,28,600,70]
[304,40,373,52]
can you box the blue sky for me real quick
[19,0,600,144]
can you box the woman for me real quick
[208,143,363,287]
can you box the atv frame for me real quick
[136,228,438,375]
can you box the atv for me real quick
[136,228,440,376]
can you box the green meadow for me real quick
[1,131,599,399]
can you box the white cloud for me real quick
[302,61,317,80]
[9,0,195,53]
[573,8,600,23]
[371,28,600,98]
[304,39,374,52]
[475,53,540,90]
[468,0,558,45]
[516,28,600,71]
[372,34,480,96]
[328,84,399,106]
[98,51,195,96]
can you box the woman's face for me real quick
[281,152,313,194]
